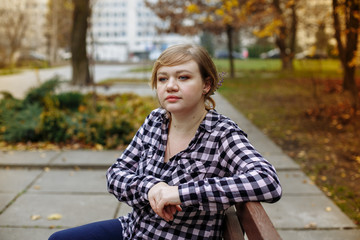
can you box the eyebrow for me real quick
[157,70,193,76]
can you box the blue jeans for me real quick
[49,219,123,240]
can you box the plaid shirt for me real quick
[107,108,282,240]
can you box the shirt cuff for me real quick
[178,181,201,207]
[139,175,163,201]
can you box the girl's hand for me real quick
[148,182,182,221]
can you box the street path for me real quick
[0,64,151,99]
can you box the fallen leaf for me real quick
[44,167,50,172]
[33,185,41,190]
[325,207,332,212]
[305,222,317,229]
[31,214,41,221]
[47,213,62,220]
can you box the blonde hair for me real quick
[150,44,219,110]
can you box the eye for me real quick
[179,75,189,80]
[157,77,167,82]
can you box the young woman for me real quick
[49,44,282,240]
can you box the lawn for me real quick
[216,58,360,225]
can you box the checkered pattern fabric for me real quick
[107,108,282,240]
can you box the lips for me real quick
[165,95,180,102]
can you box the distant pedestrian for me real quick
[49,44,282,240]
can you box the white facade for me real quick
[90,0,199,62]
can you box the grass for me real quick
[217,58,360,225]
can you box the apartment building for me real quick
[90,0,199,62]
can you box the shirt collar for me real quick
[154,108,221,133]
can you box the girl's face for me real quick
[156,60,210,115]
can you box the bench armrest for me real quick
[224,202,282,240]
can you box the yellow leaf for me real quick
[95,143,103,150]
[305,222,317,229]
[325,207,332,212]
[215,9,224,16]
[320,175,327,181]
[186,3,200,14]
[47,213,62,220]
[31,214,41,221]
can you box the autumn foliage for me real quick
[0,77,158,150]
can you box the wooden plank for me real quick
[223,206,245,240]
[236,202,282,240]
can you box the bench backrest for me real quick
[223,202,282,240]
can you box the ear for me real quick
[203,77,211,95]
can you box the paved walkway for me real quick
[0,72,359,239]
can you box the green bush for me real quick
[0,78,158,148]
[1,103,42,142]
[24,77,60,105]
[39,108,69,142]
[56,92,84,111]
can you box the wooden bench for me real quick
[223,202,282,240]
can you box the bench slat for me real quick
[235,202,282,240]
[223,206,244,240]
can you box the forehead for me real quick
[157,60,200,74]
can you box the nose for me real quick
[166,77,179,92]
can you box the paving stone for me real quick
[0,227,58,240]
[277,170,323,195]
[50,150,121,168]
[263,195,356,229]
[0,193,17,213]
[278,229,360,240]
[0,193,119,228]
[262,153,300,170]
[0,151,60,167]
[0,169,42,193]
[28,169,108,194]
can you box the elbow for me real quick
[265,178,282,203]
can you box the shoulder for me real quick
[204,109,247,137]
[139,108,167,134]
[144,108,167,124]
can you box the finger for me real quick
[176,205,182,211]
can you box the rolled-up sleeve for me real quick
[106,117,162,209]
[178,128,282,211]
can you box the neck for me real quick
[170,107,207,134]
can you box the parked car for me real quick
[260,49,280,59]
[214,50,245,59]
[295,50,328,59]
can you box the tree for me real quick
[332,0,360,108]
[46,0,73,65]
[0,1,30,67]
[71,0,92,86]
[251,0,299,70]
[145,0,247,77]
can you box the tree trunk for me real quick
[71,0,92,86]
[332,0,359,108]
[226,24,235,78]
[49,0,58,66]
[272,0,294,71]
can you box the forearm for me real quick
[178,167,282,212]
[106,164,163,209]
